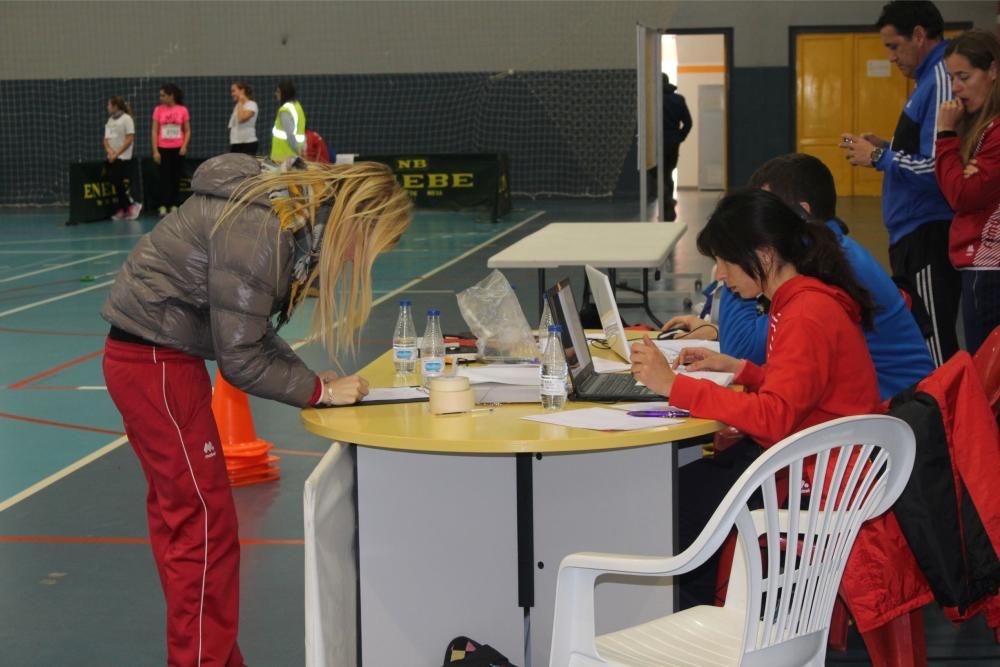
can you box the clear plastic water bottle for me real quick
[420,308,446,387]
[540,324,568,411]
[538,293,554,354]
[392,300,417,375]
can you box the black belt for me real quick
[108,325,158,347]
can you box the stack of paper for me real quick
[457,365,540,386]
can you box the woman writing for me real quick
[633,190,883,605]
[936,29,1000,354]
[101,153,412,666]
[152,82,191,217]
[229,80,259,155]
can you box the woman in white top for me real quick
[229,81,259,155]
[104,96,142,220]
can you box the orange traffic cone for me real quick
[211,370,280,487]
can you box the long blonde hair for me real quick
[214,160,413,359]
[945,30,1000,162]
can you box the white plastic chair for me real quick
[549,415,915,667]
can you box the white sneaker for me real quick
[126,203,143,220]
[111,209,126,220]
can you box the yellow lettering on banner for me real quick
[426,173,449,188]
[402,174,424,189]
[427,190,443,196]
[397,158,428,169]
[452,173,474,188]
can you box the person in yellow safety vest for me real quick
[270,80,306,161]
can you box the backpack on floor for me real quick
[442,636,519,667]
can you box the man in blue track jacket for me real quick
[840,1,960,366]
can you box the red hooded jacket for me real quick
[670,275,881,445]
[671,275,933,631]
[936,120,1000,268]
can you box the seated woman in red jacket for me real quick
[631,188,883,608]
[936,29,1000,354]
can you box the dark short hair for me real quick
[876,1,944,40]
[160,82,184,105]
[748,153,837,221]
[276,80,297,103]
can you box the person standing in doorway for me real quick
[104,96,142,220]
[270,80,305,162]
[840,1,960,366]
[228,81,258,155]
[662,73,693,222]
[152,82,191,218]
[936,30,1000,354]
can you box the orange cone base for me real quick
[229,467,281,487]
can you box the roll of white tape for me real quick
[429,376,475,414]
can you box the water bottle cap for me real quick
[427,308,441,316]
[548,324,562,333]
[399,299,411,306]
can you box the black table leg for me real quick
[537,268,546,317]
[516,453,534,610]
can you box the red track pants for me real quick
[104,338,245,667]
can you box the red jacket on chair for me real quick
[844,352,1000,633]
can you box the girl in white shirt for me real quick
[228,81,259,155]
[104,96,142,220]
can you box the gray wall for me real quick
[2,1,995,79]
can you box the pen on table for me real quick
[626,409,690,418]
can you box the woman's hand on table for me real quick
[630,335,675,396]
[673,348,742,373]
[319,373,370,405]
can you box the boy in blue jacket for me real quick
[663,153,934,400]
[840,0,960,366]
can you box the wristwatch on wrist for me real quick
[870,146,885,167]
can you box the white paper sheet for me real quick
[679,370,734,386]
[521,407,681,431]
[360,387,428,402]
[653,339,720,362]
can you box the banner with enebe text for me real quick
[356,153,510,221]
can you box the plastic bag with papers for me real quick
[456,270,539,363]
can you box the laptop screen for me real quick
[546,278,593,384]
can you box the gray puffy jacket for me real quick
[101,153,318,407]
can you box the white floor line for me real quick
[0,211,545,510]
[0,233,145,246]
[0,249,128,255]
[0,251,123,283]
[290,211,544,351]
[0,436,129,513]
[0,280,115,318]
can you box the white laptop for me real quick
[585,264,631,363]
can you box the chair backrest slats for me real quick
[716,416,915,656]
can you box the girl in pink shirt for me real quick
[152,83,191,217]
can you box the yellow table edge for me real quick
[301,348,723,455]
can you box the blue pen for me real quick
[627,409,690,418]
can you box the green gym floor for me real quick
[0,194,997,665]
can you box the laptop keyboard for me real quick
[583,372,655,396]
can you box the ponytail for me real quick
[797,223,875,329]
[697,189,875,329]
[108,95,132,116]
